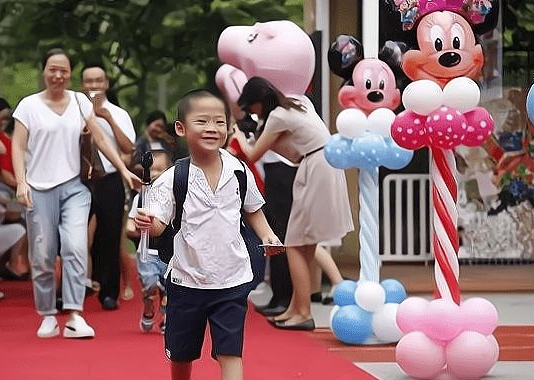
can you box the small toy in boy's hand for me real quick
[134,208,154,231]
[140,151,154,184]
[259,243,286,256]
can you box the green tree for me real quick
[0,0,303,129]
[502,0,534,50]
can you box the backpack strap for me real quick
[234,160,247,212]
[171,157,190,229]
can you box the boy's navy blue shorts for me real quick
[164,278,250,362]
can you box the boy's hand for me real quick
[260,235,285,256]
[134,208,154,230]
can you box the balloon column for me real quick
[325,36,412,344]
[389,1,500,378]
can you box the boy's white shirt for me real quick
[149,149,265,289]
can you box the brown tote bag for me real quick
[75,93,105,183]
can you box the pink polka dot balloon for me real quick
[425,106,466,149]
[391,110,428,150]
[462,107,494,147]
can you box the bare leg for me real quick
[273,244,316,324]
[218,355,243,380]
[171,361,193,380]
[314,245,343,287]
[120,231,134,301]
[309,259,322,297]
[7,235,29,275]
[87,215,97,290]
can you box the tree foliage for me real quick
[0,0,303,128]
[502,0,534,50]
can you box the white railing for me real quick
[381,174,433,262]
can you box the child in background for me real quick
[127,149,173,333]
[135,89,282,380]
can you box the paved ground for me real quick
[249,262,534,380]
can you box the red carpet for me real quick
[0,279,377,380]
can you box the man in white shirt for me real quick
[81,64,136,310]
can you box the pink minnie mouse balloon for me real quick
[391,110,428,150]
[425,106,466,149]
[338,58,401,116]
[462,107,494,147]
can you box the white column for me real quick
[362,0,380,58]
[315,0,330,127]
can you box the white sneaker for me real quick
[63,314,95,338]
[37,316,60,338]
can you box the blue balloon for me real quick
[350,135,379,171]
[332,279,358,306]
[381,137,414,170]
[380,278,407,304]
[324,134,353,169]
[331,304,373,344]
[527,84,534,125]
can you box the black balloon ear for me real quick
[378,40,408,69]
[472,0,500,36]
[328,35,364,80]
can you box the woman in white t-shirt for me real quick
[11,48,139,339]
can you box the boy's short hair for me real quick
[176,89,230,126]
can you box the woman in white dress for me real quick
[232,76,353,330]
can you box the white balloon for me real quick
[367,108,396,137]
[372,303,403,342]
[402,80,443,115]
[354,280,386,312]
[443,77,480,112]
[336,108,367,139]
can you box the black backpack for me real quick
[152,157,265,288]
